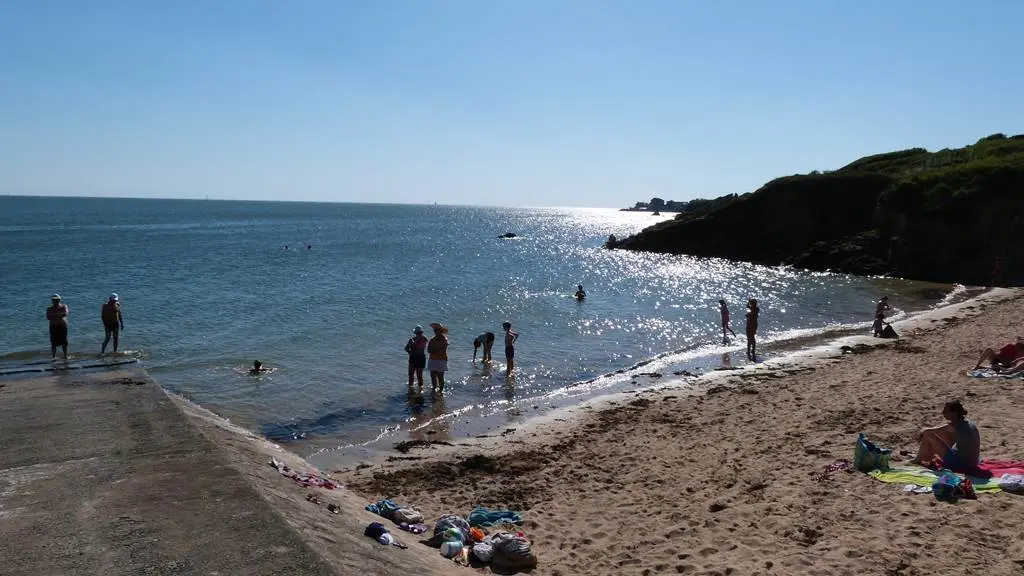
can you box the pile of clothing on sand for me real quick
[364,498,536,569]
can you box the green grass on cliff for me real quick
[838,133,1024,179]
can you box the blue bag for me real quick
[853,433,892,471]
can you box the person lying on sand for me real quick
[915,399,980,472]
[974,336,1024,371]
[993,357,1024,376]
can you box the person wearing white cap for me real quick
[46,294,70,359]
[101,293,124,354]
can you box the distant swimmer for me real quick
[575,285,586,301]
[427,323,449,392]
[405,325,428,387]
[503,321,519,376]
[101,293,124,354]
[745,299,759,362]
[473,331,495,363]
[46,294,70,360]
[307,244,312,251]
[249,360,269,375]
[719,299,737,344]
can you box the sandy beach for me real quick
[338,289,1024,576]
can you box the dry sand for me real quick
[337,289,1024,576]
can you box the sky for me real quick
[1,1,1023,208]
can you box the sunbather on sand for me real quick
[915,399,980,472]
[974,336,1024,371]
[994,357,1024,376]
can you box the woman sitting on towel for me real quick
[915,399,981,472]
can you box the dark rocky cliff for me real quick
[615,134,1024,286]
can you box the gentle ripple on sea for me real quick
[0,196,958,459]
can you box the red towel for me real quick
[977,460,1024,477]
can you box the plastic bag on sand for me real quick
[490,532,537,569]
[472,542,495,563]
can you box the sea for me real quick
[0,196,964,466]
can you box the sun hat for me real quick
[51,293,61,301]
[429,322,448,333]
[109,293,119,302]
[413,325,423,334]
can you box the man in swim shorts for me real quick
[46,294,70,360]
[503,321,518,376]
[101,293,124,354]
[473,331,495,363]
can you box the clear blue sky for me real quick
[2,1,1022,207]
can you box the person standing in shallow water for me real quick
[46,294,70,360]
[101,293,124,354]
[405,325,428,387]
[719,299,736,344]
[426,323,449,392]
[503,321,519,376]
[745,299,759,361]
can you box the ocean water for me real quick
[0,196,957,461]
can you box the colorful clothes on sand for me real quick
[467,506,524,527]
[868,466,1002,493]
[269,458,342,490]
[365,499,402,520]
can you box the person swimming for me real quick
[249,360,269,375]
[575,285,586,301]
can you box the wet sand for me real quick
[338,288,1024,575]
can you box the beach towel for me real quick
[467,506,524,527]
[868,466,1002,493]
[977,460,1024,478]
[968,369,1024,379]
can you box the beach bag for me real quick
[853,433,891,472]
[393,507,424,525]
[432,514,472,544]
[881,324,898,339]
